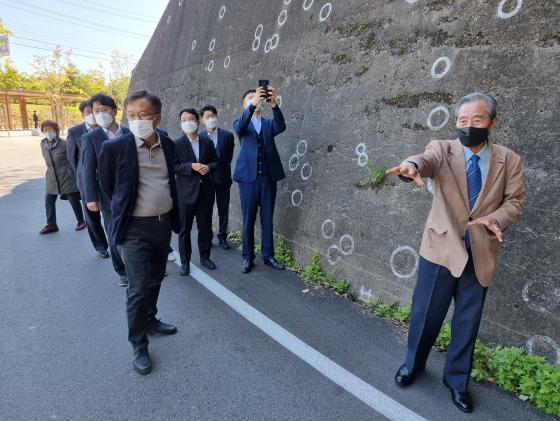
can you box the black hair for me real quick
[90,93,117,110]
[124,90,162,113]
[178,108,199,121]
[242,89,256,102]
[79,99,92,114]
[200,104,218,116]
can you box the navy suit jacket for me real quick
[98,132,180,246]
[174,134,219,205]
[66,122,88,193]
[81,126,130,210]
[233,104,286,183]
[199,127,235,186]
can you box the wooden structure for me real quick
[0,90,86,130]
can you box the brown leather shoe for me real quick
[75,221,87,231]
[40,224,59,235]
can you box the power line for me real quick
[3,20,112,50]
[0,1,149,40]
[11,42,111,61]
[12,35,109,57]
[8,0,150,39]
[52,0,157,23]
[63,0,160,21]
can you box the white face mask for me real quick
[129,119,155,140]
[181,120,199,134]
[94,111,114,128]
[85,113,97,126]
[205,117,218,129]
[45,131,57,141]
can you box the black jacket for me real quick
[198,127,235,186]
[81,126,130,210]
[98,132,180,245]
[173,133,219,205]
[66,123,88,193]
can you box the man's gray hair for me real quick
[453,92,498,120]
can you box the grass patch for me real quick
[336,23,373,37]
[302,253,350,295]
[226,229,242,247]
[354,161,387,189]
[354,66,369,77]
[381,92,454,108]
[331,53,351,65]
[362,34,376,49]
[274,236,301,271]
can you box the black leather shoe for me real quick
[444,380,473,413]
[132,349,152,375]
[148,319,177,335]
[219,238,230,250]
[395,364,415,387]
[201,257,217,269]
[180,262,190,276]
[264,258,285,270]
[242,259,254,273]
[98,249,110,259]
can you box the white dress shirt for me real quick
[189,136,200,161]
[103,125,122,140]
[251,115,262,134]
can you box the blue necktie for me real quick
[465,154,482,248]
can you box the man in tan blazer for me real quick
[387,92,526,413]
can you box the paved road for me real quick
[0,138,552,420]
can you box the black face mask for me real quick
[457,127,488,148]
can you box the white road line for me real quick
[172,257,426,421]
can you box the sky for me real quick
[1,0,168,77]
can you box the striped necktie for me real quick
[465,154,482,248]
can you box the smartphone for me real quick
[258,79,270,100]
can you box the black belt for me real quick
[131,211,171,222]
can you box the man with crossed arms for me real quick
[387,92,526,413]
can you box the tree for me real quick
[32,47,72,127]
[66,63,108,96]
[0,18,12,35]
[108,51,132,110]
[0,58,23,90]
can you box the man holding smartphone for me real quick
[233,84,286,273]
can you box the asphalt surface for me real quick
[0,175,553,420]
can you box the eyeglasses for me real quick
[127,112,159,120]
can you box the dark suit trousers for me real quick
[405,250,487,392]
[239,175,277,261]
[178,189,214,263]
[101,208,126,277]
[118,217,171,353]
[82,200,109,252]
[45,192,84,226]
[215,184,231,239]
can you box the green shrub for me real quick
[227,229,242,246]
[434,321,452,351]
[471,339,493,381]
[275,236,301,271]
[354,161,387,189]
[302,253,350,294]
[489,347,533,392]
[393,305,412,323]
[519,364,560,415]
